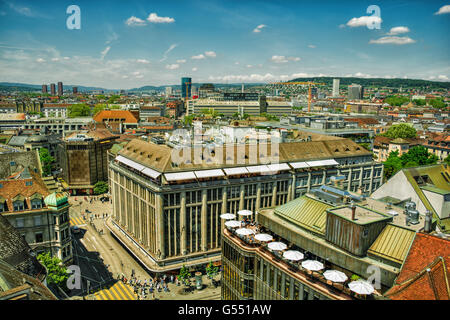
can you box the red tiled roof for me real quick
[385,233,450,300]
[93,110,138,123]
[0,170,50,213]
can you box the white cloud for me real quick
[271,55,288,63]
[253,24,266,33]
[369,36,416,45]
[132,71,141,76]
[122,75,129,79]
[165,64,179,70]
[147,13,175,23]
[438,75,449,80]
[191,54,205,60]
[346,16,382,28]
[176,59,186,63]
[63,56,70,60]
[36,58,45,63]
[235,62,240,65]
[136,59,150,64]
[135,74,144,79]
[271,56,300,63]
[125,16,147,26]
[100,46,111,60]
[435,5,450,15]
[387,26,410,35]
[51,57,59,62]
[192,67,198,72]
[205,51,216,58]
[308,45,316,48]
[247,65,253,68]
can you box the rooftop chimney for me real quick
[424,210,433,233]
[350,201,356,221]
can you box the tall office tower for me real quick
[42,84,48,94]
[165,86,173,97]
[348,84,364,100]
[181,77,192,99]
[50,83,56,95]
[73,87,78,94]
[57,82,63,96]
[332,79,340,97]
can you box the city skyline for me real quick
[0,0,449,89]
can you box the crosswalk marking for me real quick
[70,216,84,226]
[93,281,137,300]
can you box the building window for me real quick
[31,199,42,209]
[35,233,43,243]
[33,216,42,226]
[16,218,25,228]
[13,201,24,211]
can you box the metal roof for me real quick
[274,195,332,235]
[194,169,224,179]
[367,224,416,265]
[164,171,196,182]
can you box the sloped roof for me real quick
[93,110,138,123]
[273,195,332,235]
[367,224,416,265]
[117,137,370,173]
[385,233,450,300]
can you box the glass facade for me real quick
[181,77,192,98]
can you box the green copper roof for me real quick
[44,192,68,208]
[274,195,332,235]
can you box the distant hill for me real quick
[287,77,450,89]
[0,82,116,93]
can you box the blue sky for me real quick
[0,0,449,89]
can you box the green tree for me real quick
[93,103,107,116]
[183,115,194,126]
[413,99,426,106]
[429,98,447,109]
[93,181,109,195]
[177,264,191,286]
[444,155,450,165]
[37,252,69,291]
[39,147,55,176]
[205,261,219,287]
[383,150,403,180]
[384,95,410,107]
[382,124,417,139]
[68,103,91,117]
[399,145,438,167]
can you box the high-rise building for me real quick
[165,86,173,97]
[57,82,63,96]
[348,84,364,100]
[50,83,56,95]
[181,77,192,99]
[332,79,340,97]
[42,84,48,94]
[72,87,78,94]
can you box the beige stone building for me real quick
[107,135,384,272]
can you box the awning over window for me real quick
[116,155,146,171]
[116,155,161,179]
[267,163,291,172]
[306,159,339,167]
[141,167,161,179]
[194,169,225,179]
[164,171,196,182]
[223,167,249,175]
[246,165,271,173]
[289,161,310,169]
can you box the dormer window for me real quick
[13,200,25,211]
[31,198,42,209]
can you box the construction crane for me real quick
[271,81,325,113]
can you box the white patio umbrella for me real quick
[323,270,348,283]
[267,241,287,251]
[236,228,255,236]
[238,210,253,216]
[255,233,273,242]
[348,280,374,295]
[301,260,324,271]
[283,250,304,261]
[220,213,236,220]
[225,220,241,228]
